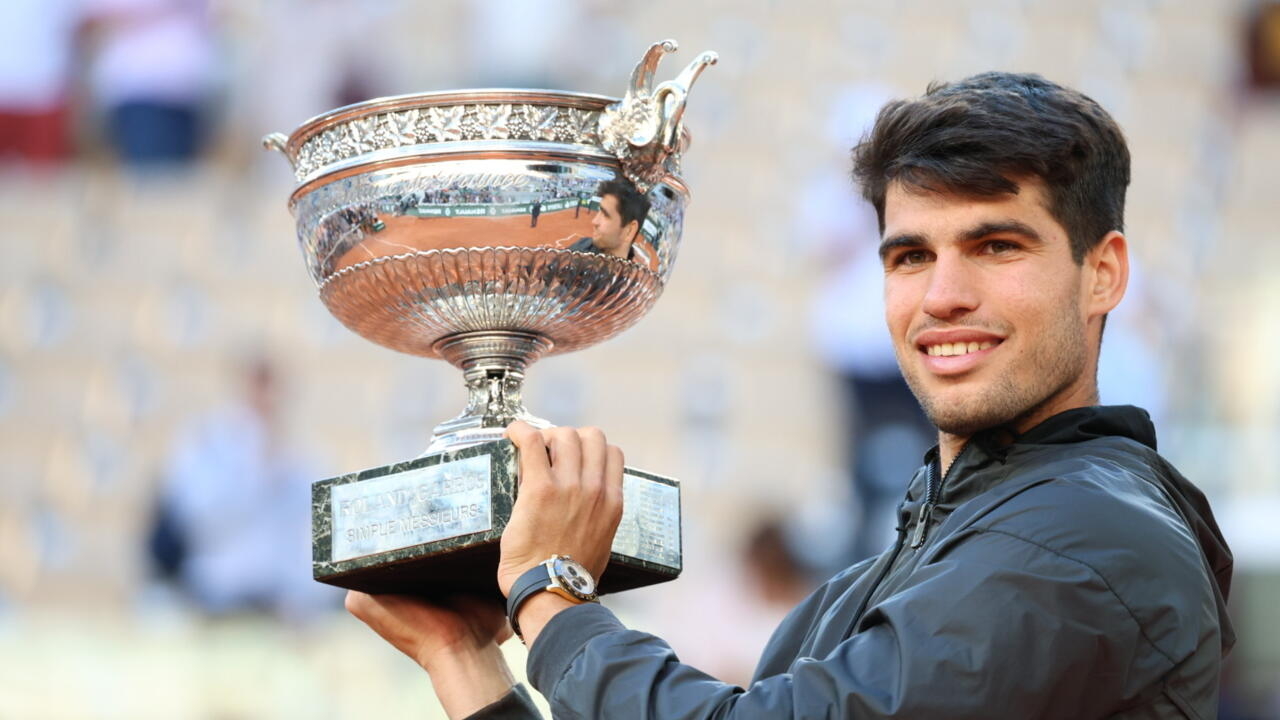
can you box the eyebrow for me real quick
[959,220,1043,244]
[878,220,1045,262]
[879,233,927,263]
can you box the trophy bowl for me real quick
[266,40,715,597]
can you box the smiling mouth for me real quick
[920,340,1000,357]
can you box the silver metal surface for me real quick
[266,39,715,452]
[330,455,493,562]
[612,472,681,569]
[599,39,718,191]
[427,331,552,452]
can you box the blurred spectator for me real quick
[251,0,395,149]
[1096,260,1172,432]
[797,85,937,566]
[642,518,815,686]
[1246,1,1280,91]
[150,357,337,622]
[465,0,587,87]
[804,184,934,564]
[83,0,220,166]
[0,0,82,166]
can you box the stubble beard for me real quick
[899,296,1088,438]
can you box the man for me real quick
[346,73,1234,718]
[567,178,650,261]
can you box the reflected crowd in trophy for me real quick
[2,0,1280,718]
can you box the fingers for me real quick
[345,589,371,620]
[505,423,616,496]
[506,420,552,485]
[577,426,607,492]
[499,421,626,588]
[604,443,624,524]
[345,589,403,630]
[542,427,583,487]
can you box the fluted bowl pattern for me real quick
[319,246,662,358]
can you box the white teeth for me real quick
[924,340,997,357]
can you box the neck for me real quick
[936,378,1101,474]
[609,233,636,259]
[937,432,967,475]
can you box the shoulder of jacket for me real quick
[977,453,1191,554]
[964,449,1209,623]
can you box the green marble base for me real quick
[312,439,681,598]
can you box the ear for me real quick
[624,220,641,243]
[1084,231,1129,321]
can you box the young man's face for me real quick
[591,194,636,258]
[881,178,1112,437]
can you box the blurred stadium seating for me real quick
[1,0,1277,717]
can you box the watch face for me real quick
[551,556,597,599]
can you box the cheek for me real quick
[883,276,921,337]
[1008,273,1077,329]
[979,262,1060,320]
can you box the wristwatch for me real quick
[505,555,599,640]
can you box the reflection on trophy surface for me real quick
[263,40,716,597]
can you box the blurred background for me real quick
[1,0,1278,717]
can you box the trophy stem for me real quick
[425,331,555,454]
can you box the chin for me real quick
[914,380,1025,437]
[926,405,1012,437]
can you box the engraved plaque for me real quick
[271,41,714,599]
[311,440,679,597]
[331,455,492,563]
[612,471,681,569]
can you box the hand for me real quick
[344,591,511,672]
[498,422,625,597]
[345,592,516,718]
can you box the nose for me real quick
[921,251,980,320]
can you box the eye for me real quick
[892,249,932,268]
[982,239,1020,255]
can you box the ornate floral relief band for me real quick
[270,40,713,595]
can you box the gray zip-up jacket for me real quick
[471,406,1234,719]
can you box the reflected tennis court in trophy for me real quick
[264,39,716,597]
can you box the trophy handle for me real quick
[601,40,718,191]
[261,132,295,169]
[627,39,679,99]
[653,51,718,153]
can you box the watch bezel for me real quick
[546,555,598,602]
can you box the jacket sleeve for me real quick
[527,528,1159,719]
[462,683,543,720]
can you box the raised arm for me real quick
[525,527,1156,719]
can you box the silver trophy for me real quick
[264,40,716,597]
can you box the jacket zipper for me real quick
[845,523,906,637]
[910,443,968,549]
[845,443,971,637]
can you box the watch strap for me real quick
[505,561,553,641]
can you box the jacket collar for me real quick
[912,405,1158,506]
[1013,405,1156,450]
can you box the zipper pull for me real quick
[910,504,932,549]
